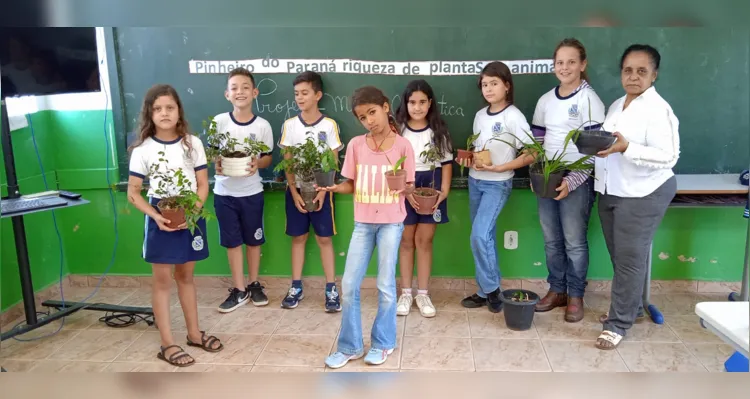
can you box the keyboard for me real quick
[1,196,68,216]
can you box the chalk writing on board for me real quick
[254,77,465,119]
[188,58,555,76]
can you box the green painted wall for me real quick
[60,188,747,283]
[2,108,747,312]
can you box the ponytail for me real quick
[387,113,400,133]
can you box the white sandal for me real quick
[595,330,623,350]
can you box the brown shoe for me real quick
[535,291,567,312]
[564,297,584,322]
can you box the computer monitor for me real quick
[0,27,101,99]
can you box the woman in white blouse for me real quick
[594,44,680,350]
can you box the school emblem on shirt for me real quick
[568,104,580,118]
[192,236,204,251]
[318,131,327,143]
[249,134,257,141]
[433,209,442,223]
[492,122,503,133]
[254,228,263,240]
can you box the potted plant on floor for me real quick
[412,142,443,215]
[500,130,594,199]
[149,151,212,234]
[203,117,270,177]
[274,137,331,212]
[500,289,540,331]
[568,98,616,155]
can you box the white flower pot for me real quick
[221,155,252,177]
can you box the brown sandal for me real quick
[157,344,195,367]
[186,331,224,353]
[595,330,623,350]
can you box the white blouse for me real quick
[595,86,680,198]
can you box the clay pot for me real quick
[299,181,318,212]
[456,149,474,162]
[157,200,186,229]
[384,169,407,191]
[413,187,439,215]
[221,155,252,177]
[473,150,492,167]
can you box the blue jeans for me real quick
[337,222,403,355]
[468,176,512,297]
[537,177,595,298]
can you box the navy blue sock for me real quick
[292,280,302,289]
[325,282,336,291]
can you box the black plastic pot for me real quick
[573,129,616,155]
[500,289,540,331]
[314,169,336,188]
[529,169,565,199]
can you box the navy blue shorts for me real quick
[143,197,209,265]
[214,193,265,248]
[285,188,336,237]
[405,168,449,225]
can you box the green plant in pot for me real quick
[203,117,270,177]
[499,289,540,331]
[149,151,212,235]
[456,133,480,172]
[274,137,328,212]
[499,130,594,199]
[412,142,443,215]
[383,154,408,192]
[313,139,339,188]
[568,97,615,155]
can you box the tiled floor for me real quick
[0,287,738,372]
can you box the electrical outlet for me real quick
[504,231,518,250]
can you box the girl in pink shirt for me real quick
[318,86,416,369]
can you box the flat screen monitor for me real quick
[0,27,101,99]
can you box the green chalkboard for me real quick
[112,27,749,181]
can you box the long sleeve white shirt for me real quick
[595,86,680,198]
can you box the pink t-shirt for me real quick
[341,134,416,224]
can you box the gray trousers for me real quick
[598,176,676,336]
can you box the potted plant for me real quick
[500,130,594,199]
[500,289,540,331]
[412,142,442,215]
[274,137,330,212]
[568,98,616,155]
[203,117,270,177]
[383,154,408,192]
[313,141,339,188]
[149,151,212,234]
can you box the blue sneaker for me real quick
[281,286,304,309]
[363,348,394,366]
[325,286,342,313]
[325,351,364,369]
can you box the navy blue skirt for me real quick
[142,197,209,265]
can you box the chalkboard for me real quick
[112,27,749,181]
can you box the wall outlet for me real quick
[504,231,518,250]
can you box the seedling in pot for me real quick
[511,291,531,302]
[497,129,594,199]
[274,137,335,211]
[149,150,212,235]
[567,97,615,155]
[410,142,445,215]
[203,117,270,177]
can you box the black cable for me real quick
[98,312,155,328]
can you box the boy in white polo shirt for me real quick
[278,71,344,312]
[213,67,275,313]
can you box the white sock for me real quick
[417,289,428,296]
[402,288,413,296]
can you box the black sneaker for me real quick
[461,293,488,309]
[325,286,342,313]
[247,281,269,306]
[217,287,249,313]
[487,288,503,313]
